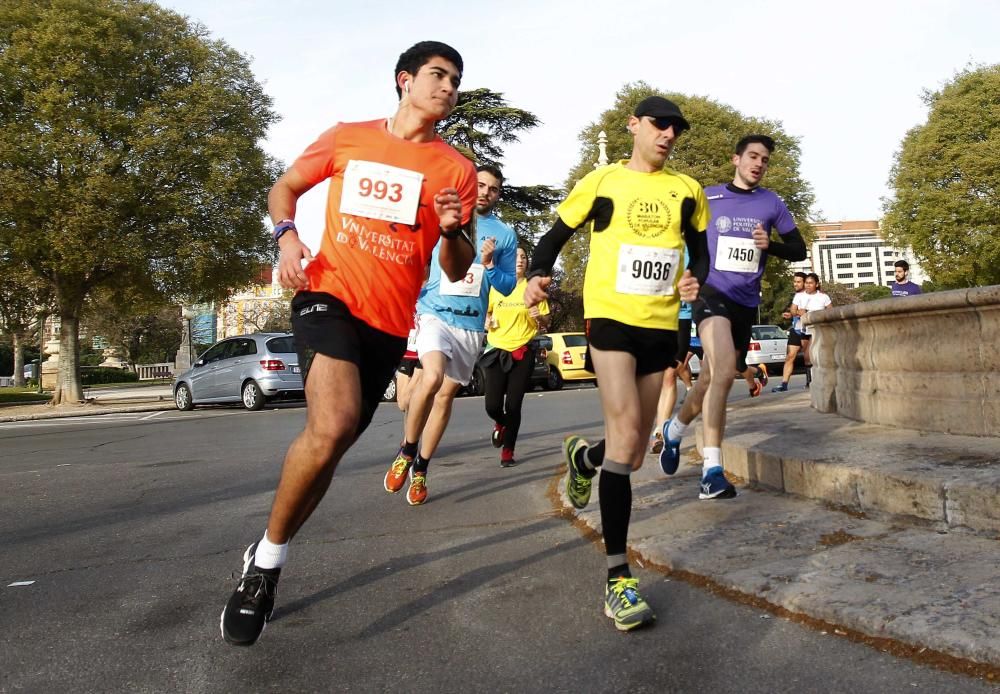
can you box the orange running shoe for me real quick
[406,472,428,505]
[384,449,413,493]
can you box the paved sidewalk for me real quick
[558,392,1000,675]
[0,385,173,421]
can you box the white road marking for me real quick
[141,411,165,420]
[8,581,35,587]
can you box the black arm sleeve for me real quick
[766,227,807,262]
[526,216,577,278]
[681,197,709,285]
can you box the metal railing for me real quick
[136,363,174,381]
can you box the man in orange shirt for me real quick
[221,40,477,646]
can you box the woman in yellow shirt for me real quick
[482,248,550,466]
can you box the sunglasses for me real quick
[647,117,686,133]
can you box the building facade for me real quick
[801,220,926,289]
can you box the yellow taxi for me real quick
[536,332,595,390]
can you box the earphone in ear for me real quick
[404,81,411,95]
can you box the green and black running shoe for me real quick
[604,576,656,632]
[563,435,592,509]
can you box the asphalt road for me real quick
[1,382,992,693]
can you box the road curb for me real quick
[0,402,174,422]
[555,455,1000,673]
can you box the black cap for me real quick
[634,96,689,132]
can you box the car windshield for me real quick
[266,336,296,354]
[562,334,588,348]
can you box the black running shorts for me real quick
[584,318,677,376]
[675,318,692,366]
[397,357,421,377]
[290,291,406,438]
[691,285,757,373]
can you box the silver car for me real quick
[173,333,303,411]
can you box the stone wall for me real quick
[805,286,1000,437]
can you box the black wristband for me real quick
[440,227,460,240]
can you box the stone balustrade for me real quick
[805,285,1000,437]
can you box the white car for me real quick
[686,324,790,376]
[745,324,789,370]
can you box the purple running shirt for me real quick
[703,183,796,307]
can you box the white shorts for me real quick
[415,313,483,386]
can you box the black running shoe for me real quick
[221,542,280,646]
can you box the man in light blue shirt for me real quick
[383,163,517,505]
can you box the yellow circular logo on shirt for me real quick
[627,198,672,238]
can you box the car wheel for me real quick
[546,366,564,391]
[468,367,485,397]
[242,381,265,411]
[382,374,397,402]
[174,383,194,411]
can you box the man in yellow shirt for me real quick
[525,96,709,631]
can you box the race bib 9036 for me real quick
[339,160,423,225]
[615,244,680,296]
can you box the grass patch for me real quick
[0,388,50,404]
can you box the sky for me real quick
[160,0,1000,252]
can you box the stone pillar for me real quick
[40,336,60,390]
[174,307,196,372]
[99,347,126,369]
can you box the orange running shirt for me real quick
[291,119,477,337]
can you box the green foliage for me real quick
[759,272,796,327]
[85,292,183,365]
[558,82,816,324]
[438,88,540,167]
[882,64,1000,288]
[856,284,892,302]
[81,366,138,385]
[821,282,859,307]
[0,0,281,399]
[437,88,561,246]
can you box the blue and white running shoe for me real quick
[699,466,737,500]
[658,418,682,476]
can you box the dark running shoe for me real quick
[699,466,737,500]
[221,542,280,646]
[491,423,505,448]
[658,418,682,476]
[500,447,517,468]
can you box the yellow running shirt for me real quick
[557,162,709,330]
[486,277,550,351]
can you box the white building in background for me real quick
[215,265,290,338]
[800,220,927,289]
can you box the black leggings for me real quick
[482,348,535,450]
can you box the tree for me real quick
[85,291,182,368]
[820,282,859,308]
[882,64,1000,289]
[856,284,892,302]
[559,82,816,325]
[438,88,562,246]
[0,0,280,404]
[0,259,52,385]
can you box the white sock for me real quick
[253,531,288,570]
[702,447,722,473]
[667,418,689,442]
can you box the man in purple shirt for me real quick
[891,260,922,297]
[658,135,807,499]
